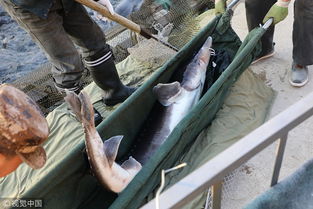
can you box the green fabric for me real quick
[0,55,168,209]
[109,11,266,209]
[145,69,274,209]
[244,158,313,209]
[263,4,289,25]
[0,10,272,209]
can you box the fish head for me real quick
[197,36,213,68]
[181,36,213,91]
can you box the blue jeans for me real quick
[1,0,110,89]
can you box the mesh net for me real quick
[203,166,246,209]
[4,0,214,115]
[11,63,93,115]
[99,0,214,60]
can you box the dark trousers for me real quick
[293,0,313,66]
[245,0,277,56]
[1,0,110,88]
[245,0,313,66]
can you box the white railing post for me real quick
[271,133,288,186]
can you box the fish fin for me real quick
[78,92,95,128]
[103,135,123,167]
[121,156,142,176]
[153,81,182,106]
[64,91,83,122]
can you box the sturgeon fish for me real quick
[132,36,213,164]
[65,36,213,192]
[65,92,142,193]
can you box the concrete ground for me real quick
[221,1,313,208]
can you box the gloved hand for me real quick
[96,0,114,22]
[263,0,290,25]
[215,0,227,15]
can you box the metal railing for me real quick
[140,91,313,209]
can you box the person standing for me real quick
[0,0,136,106]
[215,0,312,87]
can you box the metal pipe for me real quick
[262,18,274,30]
[227,0,242,11]
[226,0,273,30]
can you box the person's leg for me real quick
[289,0,313,87]
[293,0,313,66]
[61,3,136,106]
[245,0,277,62]
[0,0,84,92]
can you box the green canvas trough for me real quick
[1,10,267,209]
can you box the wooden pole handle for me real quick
[76,0,179,51]
[75,0,141,34]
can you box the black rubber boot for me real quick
[84,49,136,106]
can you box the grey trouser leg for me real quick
[245,0,276,53]
[293,0,313,66]
[0,0,109,89]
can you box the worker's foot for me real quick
[103,86,137,106]
[252,47,275,64]
[289,62,309,87]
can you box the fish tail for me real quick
[78,92,95,129]
[64,91,83,122]
[65,91,95,129]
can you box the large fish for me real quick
[132,36,213,164]
[65,36,213,192]
[65,92,142,193]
